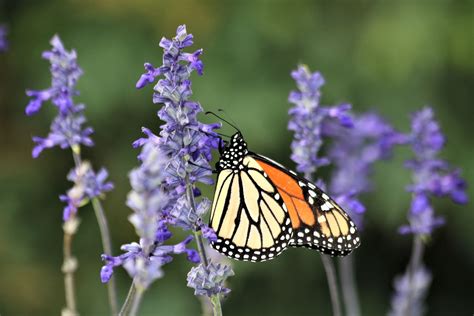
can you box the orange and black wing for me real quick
[252,154,361,256]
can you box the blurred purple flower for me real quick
[389,266,432,316]
[288,65,353,176]
[25,35,93,157]
[326,113,405,227]
[61,162,113,221]
[0,24,8,52]
[187,263,234,297]
[400,107,468,235]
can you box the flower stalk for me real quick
[339,256,360,316]
[62,216,80,316]
[72,150,118,315]
[26,35,118,315]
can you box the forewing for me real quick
[209,158,293,262]
[252,154,361,257]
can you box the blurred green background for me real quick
[1,0,473,315]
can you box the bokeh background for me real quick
[1,0,473,315]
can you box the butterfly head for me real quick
[216,132,248,171]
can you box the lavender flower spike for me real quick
[0,24,8,52]
[400,107,468,235]
[25,35,93,157]
[288,65,353,176]
[102,26,229,302]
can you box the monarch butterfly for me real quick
[209,131,361,262]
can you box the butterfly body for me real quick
[210,132,360,262]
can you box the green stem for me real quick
[71,148,118,315]
[128,286,145,316]
[119,280,137,316]
[210,295,223,316]
[339,255,360,316]
[321,254,342,316]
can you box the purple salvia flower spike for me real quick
[26,35,94,157]
[288,64,353,177]
[101,25,230,296]
[401,107,468,235]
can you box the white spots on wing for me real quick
[298,181,306,187]
[322,193,329,200]
[308,197,314,205]
[308,190,317,198]
[321,201,333,211]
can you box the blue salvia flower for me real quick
[325,113,405,227]
[101,25,231,293]
[0,24,8,52]
[136,25,220,235]
[399,107,467,235]
[60,162,113,221]
[288,65,353,177]
[25,35,93,157]
[389,266,432,316]
[187,263,234,297]
[26,35,113,218]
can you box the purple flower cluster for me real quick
[326,113,404,227]
[399,107,467,235]
[101,25,231,292]
[187,263,234,297]
[288,65,353,177]
[27,35,113,221]
[0,24,8,52]
[25,35,93,158]
[101,227,199,288]
[61,162,113,221]
[389,266,432,316]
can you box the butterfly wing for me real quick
[252,154,361,256]
[209,152,361,262]
[209,156,293,262]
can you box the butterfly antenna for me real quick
[189,160,217,174]
[205,111,241,133]
[217,109,240,132]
